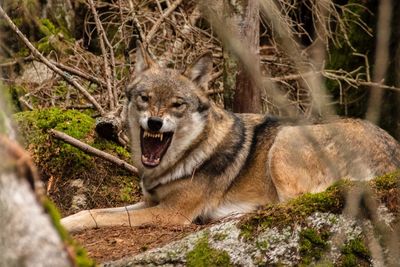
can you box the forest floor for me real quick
[72,224,205,263]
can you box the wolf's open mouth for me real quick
[140,128,173,167]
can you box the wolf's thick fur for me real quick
[62,46,400,232]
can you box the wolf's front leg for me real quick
[61,201,193,233]
[61,201,147,232]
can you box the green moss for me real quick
[42,199,95,267]
[212,232,228,242]
[36,18,74,54]
[93,137,131,161]
[14,108,95,176]
[299,228,330,265]
[256,240,269,251]
[3,84,27,112]
[372,170,400,191]
[42,198,69,241]
[239,180,347,239]
[186,235,232,267]
[119,180,137,202]
[339,238,370,267]
[240,171,400,240]
[53,81,69,97]
[38,18,58,36]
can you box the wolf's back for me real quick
[266,119,400,201]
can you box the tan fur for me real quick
[61,48,400,232]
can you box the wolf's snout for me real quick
[148,117,163,131]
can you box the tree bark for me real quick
[0,136,71,267]
[223,0,261,113]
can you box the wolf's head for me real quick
[126,45,213,175]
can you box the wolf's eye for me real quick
[172,102,184,109]
[140,95,149,102]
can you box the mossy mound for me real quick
[186,235,232,267]
[106,171,399,266]
[14,107,96,176]
[298,228,330,265]
[239,172,400,240]
[14,107,141,216]
[338,237,370,267]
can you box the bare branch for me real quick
[51,60,107,88]
[49,129,138,175]
[0,6,105,116]
[87,0,118,110]
[145,0,184,45]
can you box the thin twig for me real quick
[49,129,138,175]
[118,0,131,65]
[269,70,400,93]
[128,0,146,43]
[0,6,105,116]
[51,60,107,87]
[145,0,184,45]
[88,0,117,110]
[18,96,34,110]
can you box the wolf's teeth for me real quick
[144,131,165,140]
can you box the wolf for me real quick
[62,45,400,232]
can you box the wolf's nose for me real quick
[148,117,163,131]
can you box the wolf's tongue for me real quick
[142,138,164,160]
[140,130,174,167]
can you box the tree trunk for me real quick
[0,171,71,267]
[223,0,261,113]
[0,99,71,266]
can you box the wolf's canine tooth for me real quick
[144,131,166,140]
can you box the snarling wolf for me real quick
[62,46,400,232]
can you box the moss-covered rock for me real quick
[186,235,232,267]
[338,238,370,267]
[13,107,140,216]
[298,228,330,265]
[239,180,348,240]
[14,108,96,177]
[105,171,399,266]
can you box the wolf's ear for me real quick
[135,41,155,73]
[184,52,213,89]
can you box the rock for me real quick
[102,173,400,266]
[102,212,370,266]
[16,61,54,85]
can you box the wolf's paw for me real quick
[61,210,98,233]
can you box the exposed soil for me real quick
[72,224,204,263]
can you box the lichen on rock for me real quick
[103,171,399,266]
